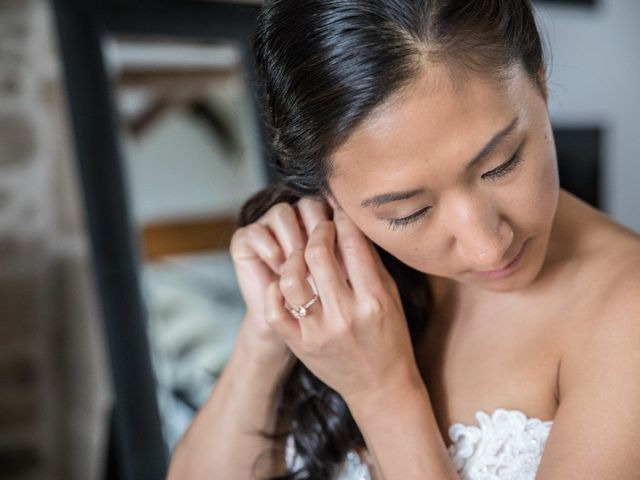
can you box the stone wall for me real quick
[0,1,113,479]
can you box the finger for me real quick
[332,205,390,296]
[258,203,306,258]
[304,221,350,305]
[230,223,284,275]
[265,280,300,346]
[297,198,332,293]
[297,197,331,239]
[279,249,318,310]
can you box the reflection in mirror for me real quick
[104,36,266,451]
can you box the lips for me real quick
[481,243,524,273]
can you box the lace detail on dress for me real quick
[284,408,553,480]
[447,408,553,480]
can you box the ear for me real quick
[536,65,549,105]
[325,188,341,211]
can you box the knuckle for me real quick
[265,310,281,327]
[305,243,331,262]
[335,318,354,337]
[340,234,362,253]
[229,227,246,252]
[263,244,282,263]
[360,295,385,316]
[271,202,295,223]
[244,224,282,261]
[244,222,264,241]
[279,273,299,295]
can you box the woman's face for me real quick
[327,65,559,293]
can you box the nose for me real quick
[448,196,514,271]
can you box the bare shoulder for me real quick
[582,216,640,309]
[557,213,640,398]
[538,219,640,477]
[546,192,640,306]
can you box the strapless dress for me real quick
[285,407,554,480]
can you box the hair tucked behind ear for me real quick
[240,1,548,478]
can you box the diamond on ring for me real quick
[289,294,319,319]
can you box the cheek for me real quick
[362,228,445,274]
[349,222,424,268]
[523,145,560,231]
[529,122,560,223]
[404,248,446,274]
[503,129,559,235]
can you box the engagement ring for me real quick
[288,294,319,319]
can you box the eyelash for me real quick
[387,151,524,231]
[481,150,523,181]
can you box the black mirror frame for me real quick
[49,2,267,479]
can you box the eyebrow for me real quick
[360,116,521,209]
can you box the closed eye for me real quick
[386,148,525,231]
[387,206,431,231]
[482,148,524,180]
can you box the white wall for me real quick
[118,76,266,224]
[535,0,640,231]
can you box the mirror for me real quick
[104,35,266,451]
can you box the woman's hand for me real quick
[229,197,331,365]
[264,200,422,407]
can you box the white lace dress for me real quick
[285,408,553,480]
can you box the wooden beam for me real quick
[141,215,238,260]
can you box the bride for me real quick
[167,1,640,479]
